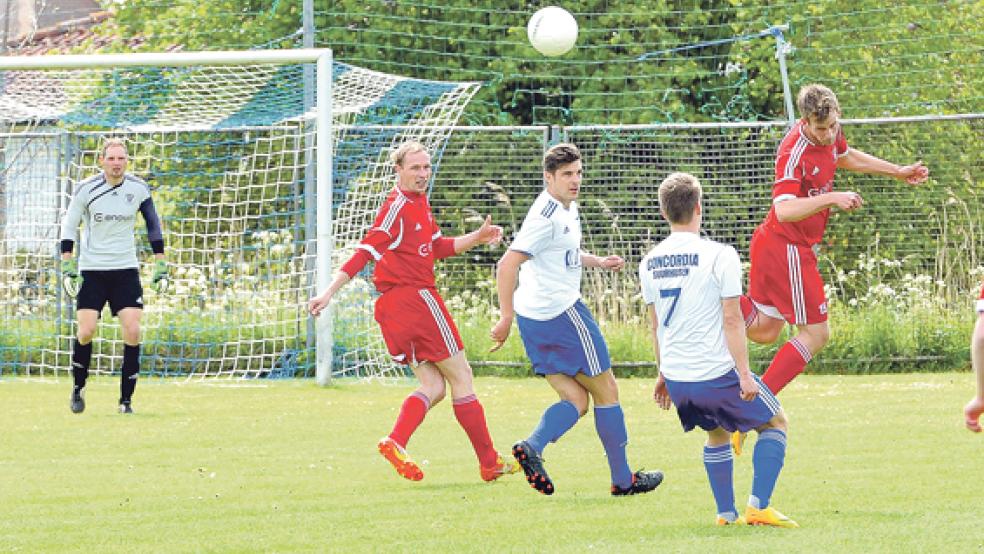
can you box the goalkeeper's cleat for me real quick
[745,505,799,528]
[118,401,134,415]
[716,515,747,526]
[731,431,748,456]
[377,437,423,481]
[70,387,85,414]
[480,452,521,482]
[610,469,664,496]
[512,440,554,495]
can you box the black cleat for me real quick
[70,387,85,414]
[611,469,664,496]
[512,440,554,495]
[118,401,134,414]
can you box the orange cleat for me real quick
[480,453,521,482]
[377,437,424,481]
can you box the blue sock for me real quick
[703,444,736,520]
[527,399,580,454]
[749,429,787,509]
[594,404,633,489]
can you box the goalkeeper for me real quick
[59,138,168,415]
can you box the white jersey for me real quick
[509,190,582,320]
[639,232,743,382]
[60,173,163,270]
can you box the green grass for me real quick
[1,374,982,552]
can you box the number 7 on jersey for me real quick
[659,287,681,326]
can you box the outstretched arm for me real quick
[581,251,625,271]
[434,215,503,258]
[837,148,929,185]
[308,271,352,317]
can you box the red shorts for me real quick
[748,226,828,326]
[374,286,464,366]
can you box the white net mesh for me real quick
[0,55,480,381]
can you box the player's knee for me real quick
[77,325,96,343]
[760,411,788,433]
[121,325,141,344]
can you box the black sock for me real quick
[120,344,140,403]
[72,340,92,389]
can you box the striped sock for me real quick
[594,403,633,489]
[527,399,580,454]
[388,391,430,448]
[704,444,736,520]
[762,337,812,394]
[452,394,498,468]
[749,429,787,510]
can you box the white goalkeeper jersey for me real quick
[639,231,743,382]
[60,173,163,270]
[509,189,583,320]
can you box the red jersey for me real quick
[341,186,456,292]
[977,282,984,313]
[759,119,849,246]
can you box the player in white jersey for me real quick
[59,138,168,414]
[491,143,663,496]
[641,172,796,527]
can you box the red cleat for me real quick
[377,437,424,481]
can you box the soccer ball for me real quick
[527,6,578,57]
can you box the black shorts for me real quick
[77,269,144,316]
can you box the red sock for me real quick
[452,395,497,468]
[762,338,812,394]
[740,294,759,328]
[388,392,430,448]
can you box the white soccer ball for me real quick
[527,6,578,57]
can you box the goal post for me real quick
[0,48,337,383]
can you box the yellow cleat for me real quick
[481,453,521,482]
[731,431,748,456]
[716,515,747,526]
[745,506,798,528]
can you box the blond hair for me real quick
[796,84,840,122]
[658,172,702,224]
[389,141,429,166]
[100,137,128,157]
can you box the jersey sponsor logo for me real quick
[93,212,135,222]
[564,249,581,269]
[418,243,432,257]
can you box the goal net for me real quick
[0,50,480,382]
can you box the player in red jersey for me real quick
[963,282,984,432]
[732,84,929,452]
[308,141,520,482]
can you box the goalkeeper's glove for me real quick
[60,258,83,298]
[151,259,170,294]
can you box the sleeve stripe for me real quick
[380,195,407,235]
[782,137,809,181]
[431,231,442,240]
[773,194,797,204]
[357,244,383,261]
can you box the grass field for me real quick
[1,373,982,553]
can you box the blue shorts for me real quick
[664,370,781,433]
[516,300,611,377]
